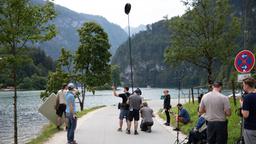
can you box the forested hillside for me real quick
[112,0,256,88]
[112,20,206,87]
[32,0,128,58]
[0,48,55,90]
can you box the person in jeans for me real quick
[199,82,231,144]
[55,83,68,130]
[65,83,77,144]
[112,86,130,132]
[163,90,171,126]
[127,88,142,135]
[240,77,256,144]
[140,102,154,133]
[176,103,190,124]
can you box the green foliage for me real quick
[165,0,240,85]
[40,49,71,100]
[158,99,240,144]
[75,22,111,88]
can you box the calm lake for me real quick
[0,88,195,144]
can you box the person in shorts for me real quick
[240,77,256,144]
[127,88,142,135]
[112,86,130,131]
[55,83,68,130]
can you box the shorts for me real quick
[128,109,140,121]
[119,109,129,120]
[56,104,66,117]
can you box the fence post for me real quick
[188,89,191,103]
[191,87,194,104]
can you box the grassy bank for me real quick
[27,106,105,144]
[158,99,241,144]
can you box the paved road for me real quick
[45,100,187,144]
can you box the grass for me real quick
[158,99,241,144]
[27,106,105,144]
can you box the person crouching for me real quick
[140,102,155,133]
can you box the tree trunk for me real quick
[13,61,18,144]
[207,60,213,91]
[80,85,86,111]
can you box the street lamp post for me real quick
[125,3,134,92]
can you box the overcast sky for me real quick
[53,0,186,28]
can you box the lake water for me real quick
[0,88,200,144]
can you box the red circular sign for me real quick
[234,50,255,73]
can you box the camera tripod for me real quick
[236,113,245,144]
[173,108,188,144]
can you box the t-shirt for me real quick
[140,107,154,123]
[128,93,142,110]
[242,93,256,130]
[200,91,230,122]
[65,91,77,113]
[118,92,130,110]
[57,89,67,104]
[179,108,190,123]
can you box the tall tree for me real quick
[74,22,111,110]
[165,0,240,86]
[0,0,56,143]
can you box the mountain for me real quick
[112,20,205,87]
[33,0,128,58]
[124,24,146,36]
[112,0,256,88]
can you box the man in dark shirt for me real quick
[112,86,130,132]
[163,90,171,126]
[240,77,256,144]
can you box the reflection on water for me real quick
[0,88,191,144]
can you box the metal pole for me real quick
[125,3,134,92]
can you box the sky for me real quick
[53,0,186,28]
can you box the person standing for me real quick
[55,83,68,130]
[65,83,77,144]
[163,90,171,126]
[112,86,130,132]
[240,77,256,144]
[127,88,142,135]
[140,102,154,133]
[199,82,231,144]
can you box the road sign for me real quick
[237,73,251,82]
[234,50,255,73]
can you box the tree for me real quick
[74,22,111,110]
[165,0,240,86]
[0,0,56,143]
[41,48,71,100]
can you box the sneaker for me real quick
[134,130,139,135]
[57,126,61,130]
[173,128,180,131]
[164,123,170,126]
[117,128,122,132]
[126,129,131,134]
